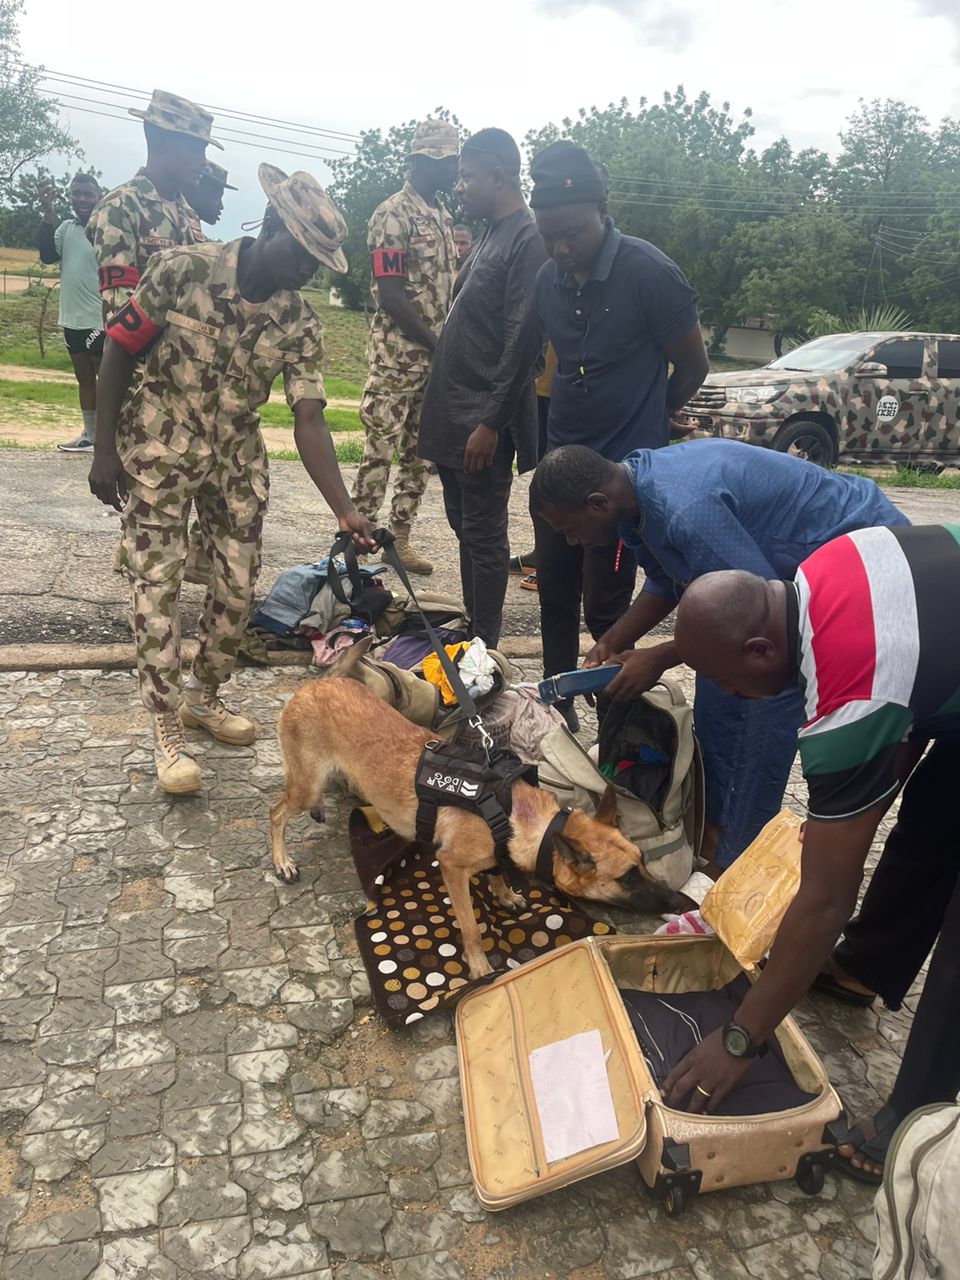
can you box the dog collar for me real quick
[535,807,572,885]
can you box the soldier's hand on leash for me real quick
[338,510,378,551]
[88,447,128,512]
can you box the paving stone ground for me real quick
[0,656,914,1280]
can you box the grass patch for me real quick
[0,285,371,386]
[268,438,365,465]
[843,466,960,490]
[0,378,362,432]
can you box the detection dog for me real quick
[270,672,694,980]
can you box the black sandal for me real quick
[835,1102,899,1185]
[509,554,535,574]
[811,968,875,1008]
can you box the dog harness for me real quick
[414,740,571,884]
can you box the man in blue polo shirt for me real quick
[529,142,709,729]
[529,440,909,871]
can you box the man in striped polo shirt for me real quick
[660,524,960,1181]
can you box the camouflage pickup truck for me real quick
[679,331,960,466]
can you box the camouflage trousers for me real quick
[123,466,266,714]
[352,368,430,531]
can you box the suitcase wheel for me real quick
[794,1154,827,1196]
[663,1185,690,1218]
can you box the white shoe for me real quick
[181,688,257,745]
[57,435,94,453]
[153,712,202,794]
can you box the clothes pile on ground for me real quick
[241,555,468,665]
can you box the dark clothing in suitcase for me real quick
[620,975,817,1117]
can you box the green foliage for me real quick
[325,108,466,311]
[523,88,960,345]
[0,1,79,195]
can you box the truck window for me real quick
[936,339,960,379]
[872,339,924,380]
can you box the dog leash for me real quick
[372,528,496,759]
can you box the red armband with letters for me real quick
[371,248,407,279]
[105,299,162,355]
[98,264,140,295]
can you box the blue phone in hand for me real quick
[538,664,622,705]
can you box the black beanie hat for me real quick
[530,141,606,210]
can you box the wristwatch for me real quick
[722,1020,766,1059]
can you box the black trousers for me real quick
[834,739,960,1118]
[437,431,515,649]
[534,516,637,677]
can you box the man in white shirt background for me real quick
[37,173,104,453]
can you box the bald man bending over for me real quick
[665,524,960,1186]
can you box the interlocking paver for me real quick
[0,664,912,1277]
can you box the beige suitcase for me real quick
[455,811,843,1217]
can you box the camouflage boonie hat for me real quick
[129,89,223,150]
[407,119,460,160]
[199,161,237,191]
[258,163,348,274]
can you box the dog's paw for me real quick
[467,956,494,981]
[273,857,300,883]
[309,806,326,824]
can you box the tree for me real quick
[325,108,465,311]
[0,0,78,196]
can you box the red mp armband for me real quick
[98,263,140,295]
[371,248,407,279]
[105,299,162,355]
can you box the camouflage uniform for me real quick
[352,182,457,529]
[86,170,204,313]
[103,238,326,713]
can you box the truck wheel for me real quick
[771,419,837,467]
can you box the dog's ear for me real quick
[593,783,619,828]
[328,633,374,678]
[554,831,596,873]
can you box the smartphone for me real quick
[538,664,622,705]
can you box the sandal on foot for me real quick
[509,554,534,574]
[519,572,538,592]
[836,1102,899,1185]
[811,968,875,1007]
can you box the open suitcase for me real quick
[455,811,844,1217]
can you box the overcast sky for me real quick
[21,0,960,240]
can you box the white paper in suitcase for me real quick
[455,811,844,1216]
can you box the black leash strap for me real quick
[375,528,494,757]
[535,807,571,885]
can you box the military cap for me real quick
[199,161,237,191]
[258,163,348,274]
[407,119,460,161]
[530,141,606,209]
[129,89,223,150]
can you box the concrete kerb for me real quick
[0,634,558,674]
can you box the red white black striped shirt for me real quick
[793,524,960,821]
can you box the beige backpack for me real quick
[537,679,703,890]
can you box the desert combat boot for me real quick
[383,523,433,576]
[153,712,202,794]
[180,678,257,745]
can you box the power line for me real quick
[606,172,956,203]
[30,66,361,144]
[605,183,960,213]
[18,60,362,153]
[38,87,351,158]
[40,96,354,166]
[605,190,950,217]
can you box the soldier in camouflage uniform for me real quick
[185,160,238,231]
[86,90,212,576]
[352,119,459,575]
[88,164,374,795]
